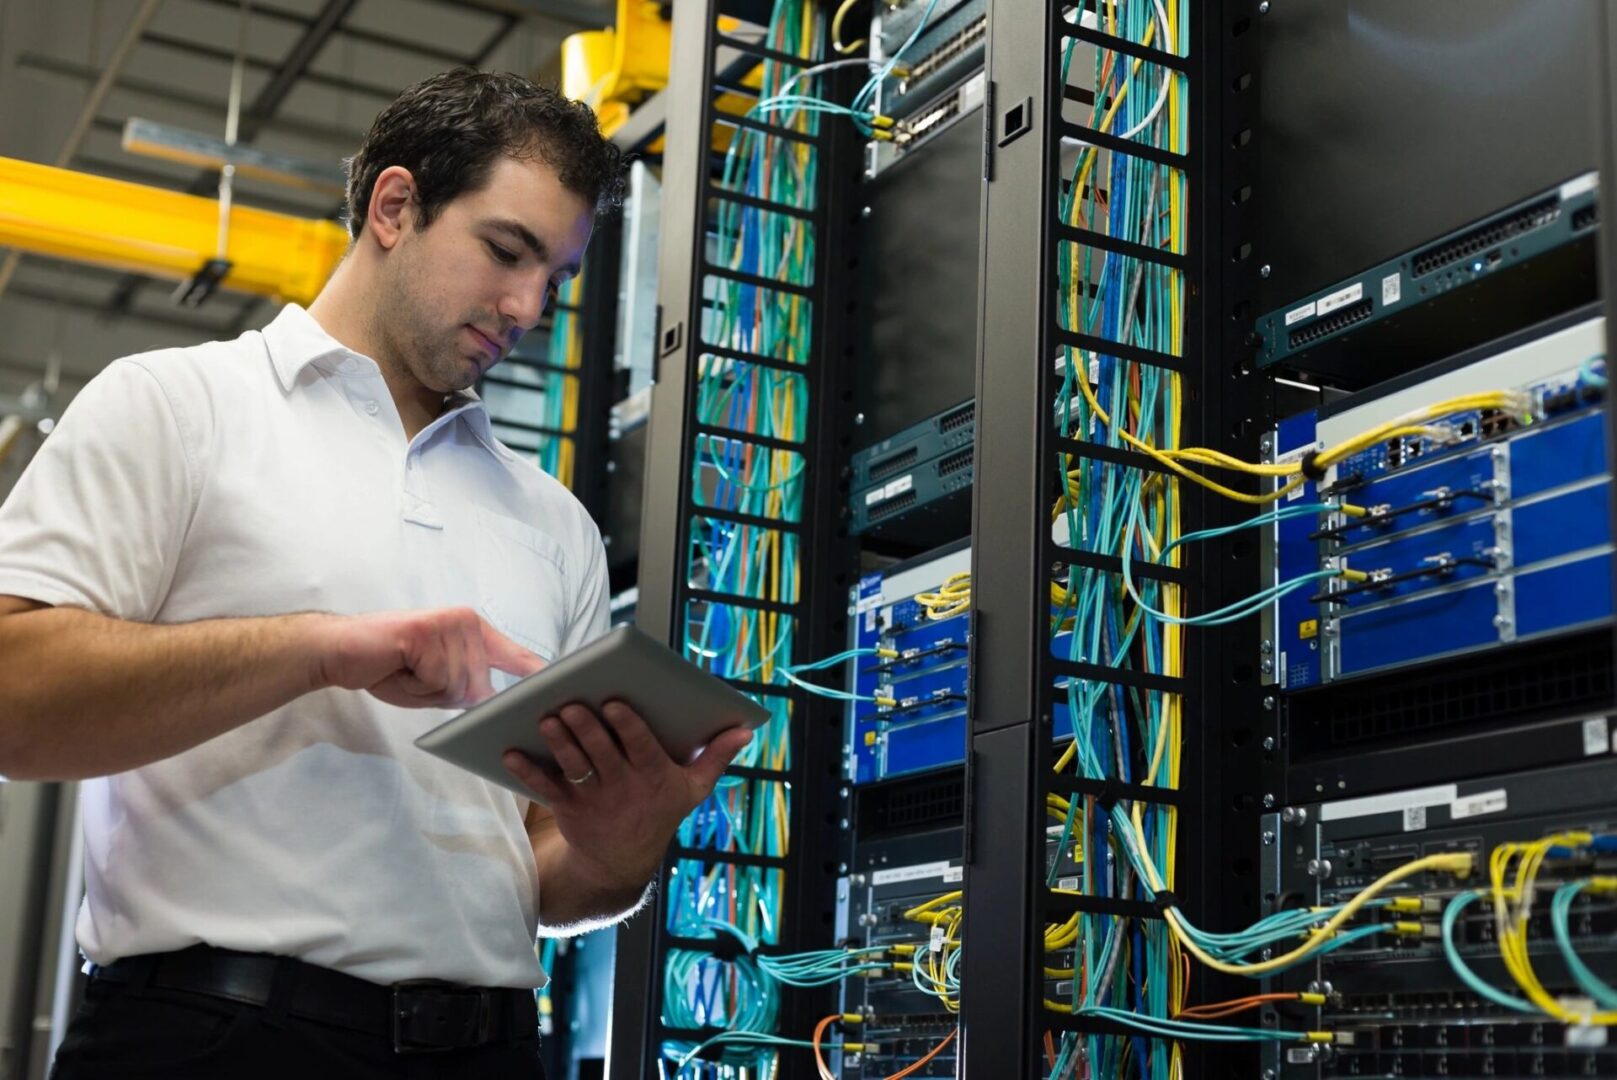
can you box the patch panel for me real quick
[850,400,975,489]
[1261,758,1617,1080]
[1268,314,1612,689]
[835,828,963,1079]
[849,400,976,541]
[831,818,1084,1079]
[878,0,985,120]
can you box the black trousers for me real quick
[49,976,547,1080]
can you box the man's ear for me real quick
[367,166,416,251]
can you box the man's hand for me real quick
[502,702,753,900]
[312,607,546,709]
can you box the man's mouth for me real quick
[467,325,503,358]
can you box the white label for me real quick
[1567,1021,1608,1047]
[864,487,886,506]
[870,860,956,886]
[942,866,963,884]
[884,474,914,500]
[1316,282,1364,317]
[1451,789,1508,821]
[864,608,878,634]
[1284,301,1317,327]
[1320,784,1457,823]
[1562,172,1600,201]
[929,925,946,953]
[1382,271,1402,306]
[1403,805,1427,832]
[855,594,885,615]
[1089,356,1100,383]
[1583,716,1610,756]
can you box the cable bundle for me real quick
[667,1,825,1075]
[1045,2,1191,1076]
[536,273,583,485]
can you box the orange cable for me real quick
[885,1028,958,1079]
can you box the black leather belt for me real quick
[91,946,538,1055]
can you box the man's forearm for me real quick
[532,826,660,934]
[0,606,327,781]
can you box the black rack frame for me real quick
[606,2,864,1076]
[958,1,1267,1074]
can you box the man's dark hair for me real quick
[344,68,625,239]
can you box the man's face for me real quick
[374,155,594,395]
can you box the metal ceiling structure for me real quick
[0,0,613,398]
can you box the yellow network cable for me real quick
[915,572,971,620]
[1126,849,1475,977]
[1491,832,1617,1024]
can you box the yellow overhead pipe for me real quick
[0,155,348,306]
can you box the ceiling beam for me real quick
[234,0,365,149]
[18,55,369,149]
[7,284,238,339]
[188,0,479,66]
[140,31,401,102]
[430,0,614,30]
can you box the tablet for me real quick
[413,623,770,802]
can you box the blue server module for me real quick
[846,542,975,784]
[846,542,1074,783]
[1267,312,1612,689]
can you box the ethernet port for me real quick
[1479,408,1516,438]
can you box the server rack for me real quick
[607,2,864,1075]
[959,1,1267,1075]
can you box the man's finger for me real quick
[463,619,496,705]
[503,750,567,805]
[556,704,627,781]
[598,700,665,769]
[481,621,547,679]
[539,715,595,785]
[686,726,754,794]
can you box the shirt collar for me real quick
[442,388,515,462]
[262,303,357,391]
[262,303,514,464]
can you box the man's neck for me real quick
[306,274,442,441]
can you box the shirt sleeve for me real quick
[559,524,611,654]
[0,358,196,621]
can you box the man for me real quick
[0,70,750,1078]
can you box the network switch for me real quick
[1255,174,1600,386]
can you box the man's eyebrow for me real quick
[483,218,547,260]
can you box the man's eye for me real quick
[486,242,518,265]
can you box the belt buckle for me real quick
[391,980,494,1055]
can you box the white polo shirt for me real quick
[0,303,609,988]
